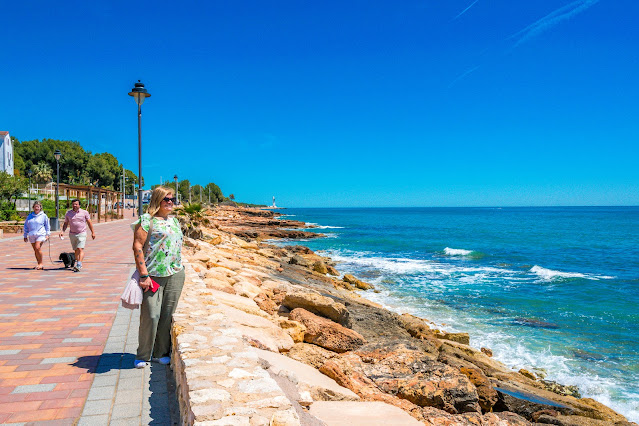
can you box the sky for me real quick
[1,0,638,207]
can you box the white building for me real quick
[0,131,14,175]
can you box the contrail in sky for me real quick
[448,65,481,88]
[453,0,481,21]
[509,0,601,47]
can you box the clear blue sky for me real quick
[2,0,638,207]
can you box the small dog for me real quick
[59,252,76,269]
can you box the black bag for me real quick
[59,252,76,268]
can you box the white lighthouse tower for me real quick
[272,196,276,208]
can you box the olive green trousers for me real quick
[136,268,185,361]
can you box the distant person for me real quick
[131,187,184,368]
[59,199,95,272]
[23,201,50,270]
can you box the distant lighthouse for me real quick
[272,196,276,208]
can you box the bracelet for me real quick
[140,274,150,279]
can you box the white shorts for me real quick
[28,234,46,244]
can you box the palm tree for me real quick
[32,162,53,184]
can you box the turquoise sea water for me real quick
[276,207,639,421]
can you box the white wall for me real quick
[0,133,14,175]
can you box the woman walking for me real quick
[131,187,184,368]
[23,201,50,270]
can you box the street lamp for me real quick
[53,149,61,230]
[27,169,33,209]
[174,175,178,204]
[128,80,151,217]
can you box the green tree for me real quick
[177,180,190,203]
[192,184,204,202]
[204,182,224,203]
[15,139,90,185]
[0,172,28,208]
[86,152,120,189]
[229,194,235,201]
[124,169,139,194]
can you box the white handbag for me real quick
[120,216,154,309]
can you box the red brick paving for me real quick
[0,219,135,424]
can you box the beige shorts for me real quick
[69,232,87,250]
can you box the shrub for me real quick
[183,203,203,214]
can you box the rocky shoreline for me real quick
[172,205,634,425]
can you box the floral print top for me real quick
[131,213,183,277]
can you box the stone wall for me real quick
[171,262,300,425]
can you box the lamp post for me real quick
[199,186,202,203]
[128,80,151,217]
[208,186,211,205]
[174,175,178,204]
[28,169,33,209]
[53,149,61,230]
[189,183,191,204]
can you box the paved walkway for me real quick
[0,220,178,425]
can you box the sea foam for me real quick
[444,247,473,256]
[530,265,614,281]
[305,222,344,229]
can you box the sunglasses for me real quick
[162,197,177,203]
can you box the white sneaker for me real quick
[134,359,147,369]
[152,357,171,365]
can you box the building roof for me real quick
[0,131,9,136]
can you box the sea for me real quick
[274,207,639,422]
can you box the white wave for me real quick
[530,265,614,281]
[328,250,515,277]
[444,247,473,256]
[304,222,344,229]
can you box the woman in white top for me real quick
[23,201,50,270]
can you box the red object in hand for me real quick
[149,279,160,293]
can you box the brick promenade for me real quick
[0,219,177,425]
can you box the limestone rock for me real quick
[210,290,269,318]
[254,293,278,315]
[289,254,309,267]
[399,313,433,340]
[286,343,337,369]
[278,319,306,343]
[233,280,262,299]
[236,324,294,353]
[282,291,351,327]
[459,366,499,412]
[269,408,300,426]
[519,368,537,381]
[290,308,366,353]
[420,407,531,425]
[354,342,481,414]
[343,274,374,290]
[309,401,422,425]
[326,265,339,276]
[203,277,236,294]
[481,347,493,357]
[252,348,359,402]
[312,261,328,274]
[435,331,470,345]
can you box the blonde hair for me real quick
[147,187,174,217]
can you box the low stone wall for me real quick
[171,262,299,425]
